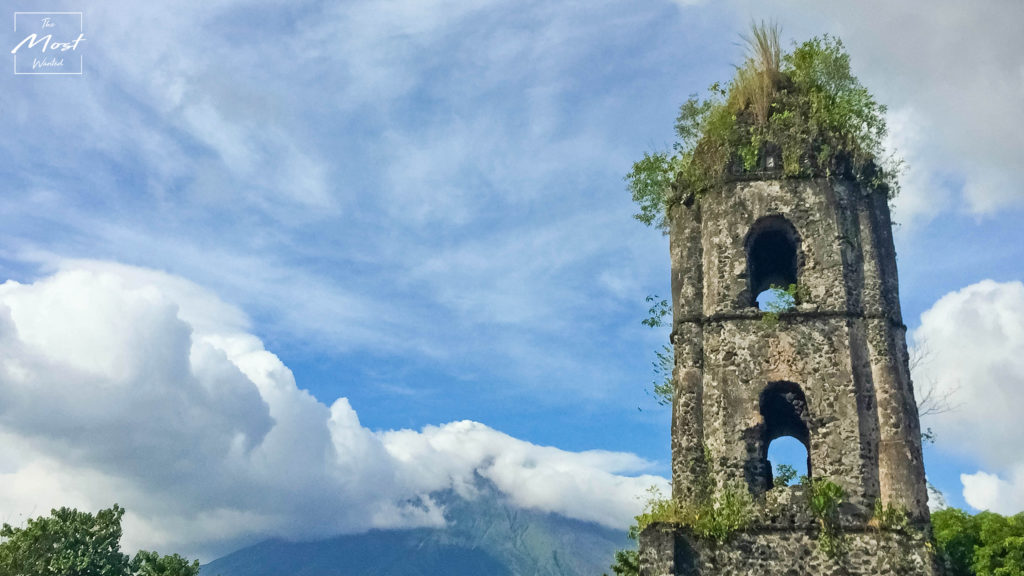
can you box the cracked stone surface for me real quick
[647,175,939,575]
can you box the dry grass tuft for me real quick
[731,21,782,127]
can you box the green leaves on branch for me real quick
[627,152,682,230]
[641,295,674,406]
[780,35,898,189]
[934,508,982,576]
[805,476,847,558]
[641,295,670,328]
[773,464,799,488]
[628,23,901,231]
[130,551,201,576]
[650,345,674,406]
[0,505,199,576]
[932,508,1024,576]
[0,505,130,576]
[760,283,807,327]
[602,548,639,576]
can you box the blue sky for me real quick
[1,0,1023,561]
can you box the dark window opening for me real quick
[760,381,811,490]
[745,216,800,310]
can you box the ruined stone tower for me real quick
[638,167,943,575]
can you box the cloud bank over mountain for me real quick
[0,262,662,561]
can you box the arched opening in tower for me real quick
[745,216,801,310]
[759,381,811,490]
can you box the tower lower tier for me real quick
[639,523,942,576]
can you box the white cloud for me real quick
[911,280,1024,512]
[840,1,1024,216]
[381,420,660,529]
[0,262,660,560]
[961,468,1024,515]
[884,107,950,228]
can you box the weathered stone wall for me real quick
[640,485,941,575]
[701,316,871,506]
[668,176,929,519]
[670,195,707,504]
[639,522,943,576]
[658,174,935,576]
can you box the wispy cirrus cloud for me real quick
[1,0,675,412]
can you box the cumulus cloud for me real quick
[911,280,1024,513]
[961,468,1024,514]
[0,262,661,560]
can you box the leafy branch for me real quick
[805,476,847,558]
[641,295,674,406]
[760,283,807,327]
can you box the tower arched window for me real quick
[745,215,801,310]
[760,381,811,489]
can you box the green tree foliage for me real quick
[932,508,1024,576]
[649,345,673,406]
[130,551,201,576]
[934,508,983,576]
[627,23,899,230]
[602,547,639,576]
[0,505,199,576]
[804,476,846,558]
[602,522,642,576]
[773,464,798,488]
[641,295,670,328]
[627,153,679,229]
[0,506,130,576]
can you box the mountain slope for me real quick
[202,485,630,576]
[200,530,510,576]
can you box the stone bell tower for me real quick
[638,166,943,575]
